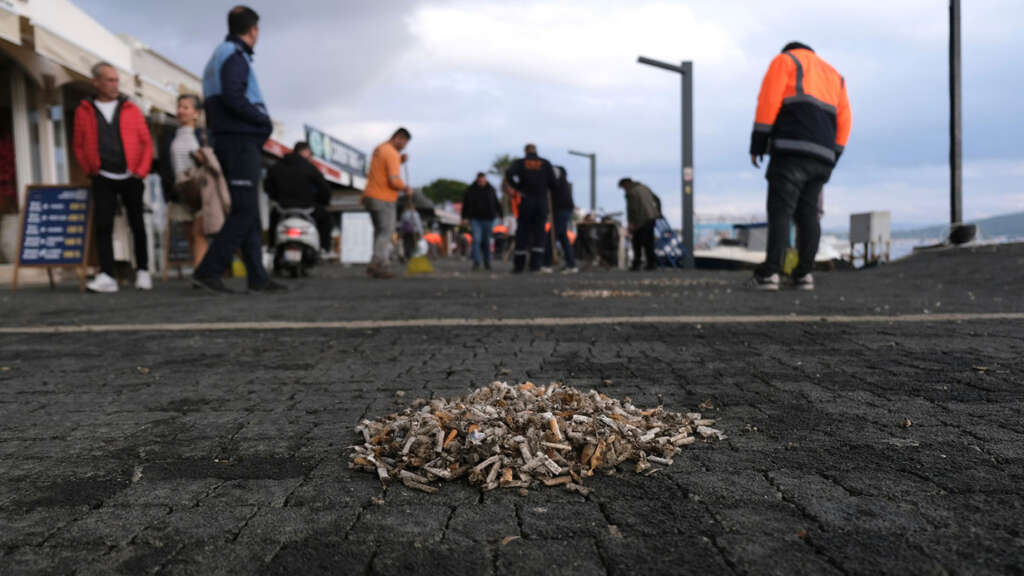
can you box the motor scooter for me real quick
[272,202,320,278]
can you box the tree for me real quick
[489,154,514,180]
[421,178,469,205]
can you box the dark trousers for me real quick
[513,195,547,272]
[195,137,269,288]
[544,209,576,268]
[756,155,833,278]
[92,176,147,276]
[631,219,657,270]
[270,205,333,251]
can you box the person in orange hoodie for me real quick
[361,128,412,279]
[750,42,851,292]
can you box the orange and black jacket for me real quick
[751,47,851,165]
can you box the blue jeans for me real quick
[195,137,269,288]
[544,209,576,268]
[470,219,493,268]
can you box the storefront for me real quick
[0,0,203,280]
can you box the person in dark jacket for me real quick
[192,5,284,294]
[265,142,333,251]
[461,172,502,271]
[73,62,154,294]
[506,143,558,273]
[543,165,577,273]
[619,177,661,271]
[158,94,208,267]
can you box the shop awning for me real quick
[33,25,133,94]
[0,7,19,46]
[0,37,74,88]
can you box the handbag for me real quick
[173,152,207,213]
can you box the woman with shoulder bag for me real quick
[158,94,230,268]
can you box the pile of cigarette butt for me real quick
[349,381,727,495]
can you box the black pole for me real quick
[590,154,596,214]
[950,0,962,225]
[681,61,695,268]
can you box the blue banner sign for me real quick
[19,186,91,266]
[305,125,367,176]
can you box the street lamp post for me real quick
[637,56,695,268]
[568,150,596,213]
[949,0,962,227]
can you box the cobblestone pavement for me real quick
[1,244,1022,575]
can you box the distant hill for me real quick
[892,211,1024,239]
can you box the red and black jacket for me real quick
[73,97,154,178]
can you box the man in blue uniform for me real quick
[505,144,558,273]
[192,5,284,293]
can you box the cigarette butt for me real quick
[549,418,563,441]
[402,478,438,494]
[500,467,515,485]
[402,436,416,455]
[398,469,430,484]
[542,476,572,487]
[473,455,501,473]
[541,442,572,451]
[468,424,480,434]
[486,459,502,484]
[443,429,458,448]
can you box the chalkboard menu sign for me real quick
[13,185,93,290]
[167,220,192,263]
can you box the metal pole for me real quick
[949,0,962,225]
[568,150,597,214]
[589,154,596,213]
[681,61,695,268]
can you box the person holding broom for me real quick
[362,127,413,279]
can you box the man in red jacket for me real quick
[73,62,154,293]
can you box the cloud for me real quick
[72,0,1024,228]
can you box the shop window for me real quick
[51,105,66,183]
[26,81,41,184]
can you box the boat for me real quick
[693,223,849,270]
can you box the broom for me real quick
[404,162,434,275]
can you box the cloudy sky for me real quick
[78,0,1023,229]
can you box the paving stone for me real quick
[260,538,373,576]
[48,505,170,547]
[372,540,492,576]
[445,502,520,544]
[348,504,452,544]
[598,535,733,576]
[497,538,604,576]
[519,502,608,539]
[714,534,843,576]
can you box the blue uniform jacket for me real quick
[202,36,272,140]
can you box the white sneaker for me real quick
[87,273,118,294]
[539,267,554,274]
[561,267,579,275]
[135,270,153,291]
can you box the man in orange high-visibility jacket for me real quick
[750,42,851,292]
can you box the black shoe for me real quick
[249,279,288,294]
[192,275,234,294]
[472,263,481,271]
